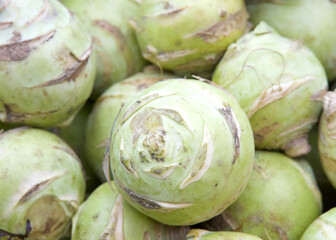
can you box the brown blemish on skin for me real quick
[283,136,310,157]
[0,30,55,61]
[24,195,69,238]
[219,106,240,164]
[184,9,248,43]
[171,52,223,72]
[18,178,58,204]
[310,89,327,101]
[52,145,80,163]
[93,20,125,50]
[253,122,280,146]
[143,231,150,240]
[10,31,22,42]
[93,19,135,75]
[30,50,90,88]
[0,21,13,29]
[24,0,50,27]
[119,182,161,209]
[2,104,58,122]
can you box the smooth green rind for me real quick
[219,151,322,240]
[0,0,96,127]
[50,103,100,194]
[212,22,328,157]
[71,182,189,240]
[86,67,176,181]
[247,0,336,81]
[301,208,336,240]
[109,79,255,225]
[135,0,248,73]
[186,229,262,240]
[63,0,147,98]
[318,91,336,189]
[0,128,86,240]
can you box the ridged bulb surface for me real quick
[134,0,248,74]
[212,22,328,157]
[0,128,86,240]
[109,79,255,225]
[86,67,177,181]
[72,182,190,240]
[0,0,96,127]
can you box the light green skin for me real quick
[110,79,255,225]
[301,207,336,240]
[63,0,147,98]
[135,0,248,73]
[221,151,322,240]
[72,182,189,240]
[0,128,86,240]
[0,0,96,127]
[212,22,328,158]
[50,103,101,194]
[247,0,336,81]
[318,90,336,189]
[186,229,262,240]
[85,67,176,181]
[302,124,335,211]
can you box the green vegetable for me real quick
[214,151,322,240]
[0,127,86,240]
[86,66,176,181]
[0,0,96,127]
[72,182,190,239]
[212,22,328,157]
[49,103,101,194]
[63,0,147,98]
[108,79,255,225]
[247,0,336,81]
[134,0,248,74]
[301,207,336,240]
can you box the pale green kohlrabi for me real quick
[0,0,96,127]
[134,0,248,75]
[48,102,101,194]
[247,0,336,81]
[204,151,322,240]
[86,66,176,181]
[108,79,255,226]
[62,0,147,98]
[0,127,86,240]
[72,182,190,240]
[301,207,336,240]
[186,229,262,240]
[318,91,336,189]
[212,22,328,157]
